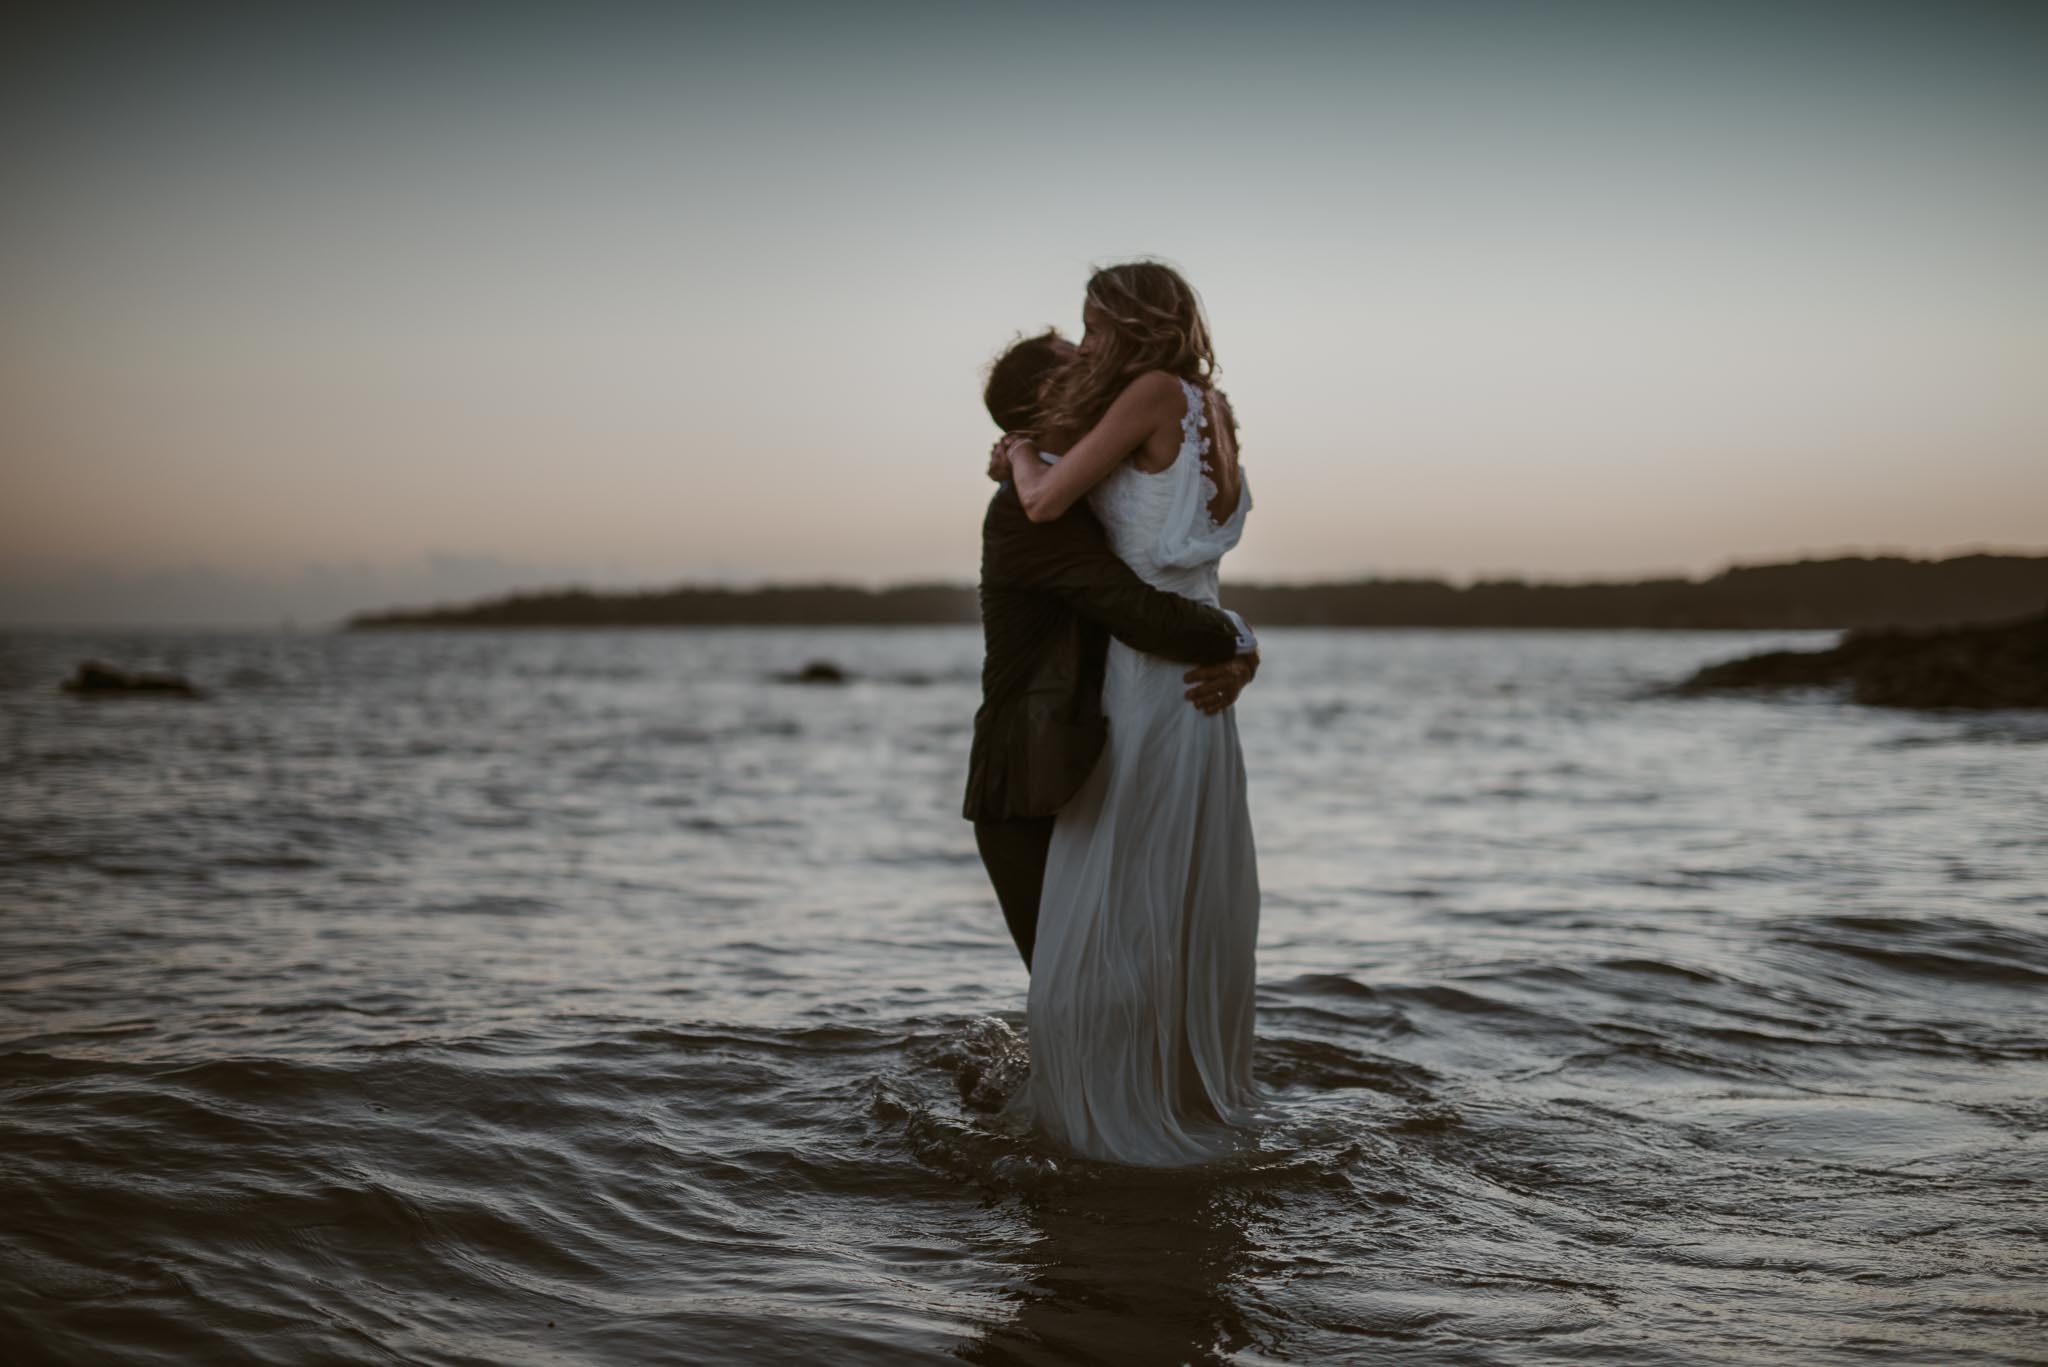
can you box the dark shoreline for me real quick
[346,552,2048,632]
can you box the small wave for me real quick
[1769,913,2048,985]
[640,723,711,746]
[1595,957,1720,984]
[420,894,558,917]
[908,1015,1029,1114]
[1379,983,1546,1017]
[218,853,327,870]
[1274,970,1381,1000]
[1257,1034,1438,1099]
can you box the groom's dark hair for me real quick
[983,330,1065,434]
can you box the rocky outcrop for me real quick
[1676,611,2048,709]
[775,660,849,685]
[61,661,203,697]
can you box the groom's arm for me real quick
[984,484,1253,664]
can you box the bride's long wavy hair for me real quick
[1034,260,1218,449]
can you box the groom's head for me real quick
[983,330,1075,433]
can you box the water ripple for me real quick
[2,626,2044,1365]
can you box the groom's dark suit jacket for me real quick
[964,481,1242,823]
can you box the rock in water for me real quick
[776,660,849,685]
[61,661,203,697]
[1676,610,2048,709]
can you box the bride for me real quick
[994,261,1269,1167]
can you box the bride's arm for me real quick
[1004,371,1184,523]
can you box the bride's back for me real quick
[1088,377,1251,601]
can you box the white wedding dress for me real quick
[1007,378,1270,1167]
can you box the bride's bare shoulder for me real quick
[1110,369,1189,411]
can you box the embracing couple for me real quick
[964,260,1272,1168]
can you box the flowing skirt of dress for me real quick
[1009,635,1267,1167]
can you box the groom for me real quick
[965,330,1259,970]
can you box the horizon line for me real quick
[8,545,2046,633]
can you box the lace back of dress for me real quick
[1126,379,1248,576]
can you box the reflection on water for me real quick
[2,626,2046,1365]
[962,1180,1260,1367]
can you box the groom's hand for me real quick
[1183,651,1257,715]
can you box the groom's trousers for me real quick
[974,816,1055,971]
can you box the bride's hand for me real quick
[988,432,1033,482]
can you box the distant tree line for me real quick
[346,553,2048,631]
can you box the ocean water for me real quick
[2,626,2044,1366]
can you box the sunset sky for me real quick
[3,3,2044,625]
